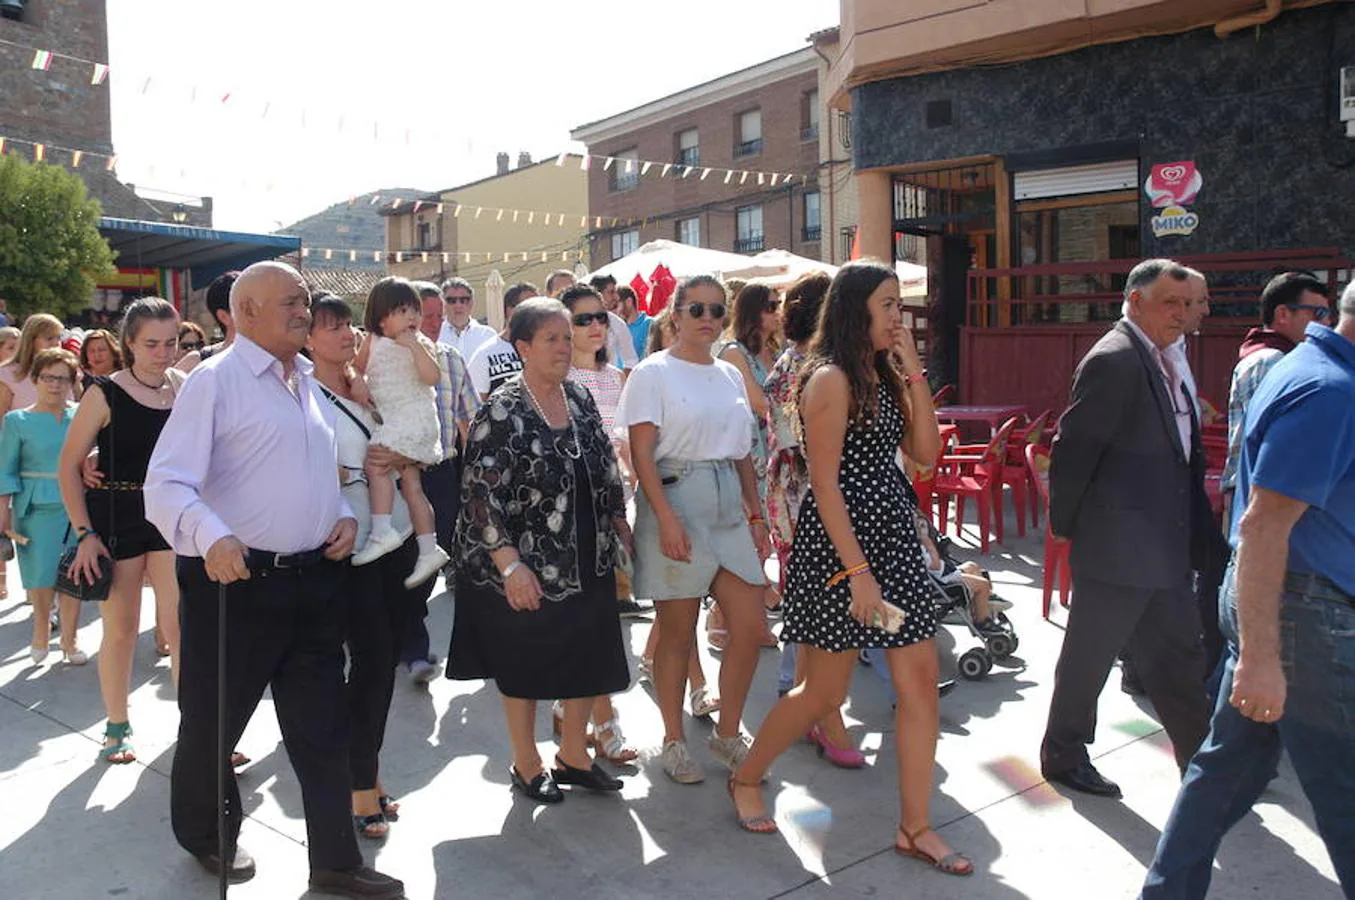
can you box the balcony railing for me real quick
[800,125,819,142]
[801,226,821,242]
[733,138,763,158]
[734,235,765,253]
[676,147,700,168]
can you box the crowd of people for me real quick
[1,249,1351,900]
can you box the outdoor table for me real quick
[935,404,1029,437]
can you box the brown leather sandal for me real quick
[895,826,973,876]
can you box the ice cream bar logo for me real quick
[1150,205,1200,238]
[1144,162,1202,209]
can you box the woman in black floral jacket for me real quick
[447,297,633,804]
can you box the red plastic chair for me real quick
[932,384,956,407]
[1007,409,1053,532]
[932,417,1017,553]
[908,427,957,525]
[1027,443,1071,618]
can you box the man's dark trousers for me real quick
[172,555,361,872]
[400,454,461,666]
[1042,568,1212,775]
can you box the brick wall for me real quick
[583,68,822,267]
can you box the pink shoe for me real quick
[807,724,866,769]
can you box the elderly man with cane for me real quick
[145,262,404,899]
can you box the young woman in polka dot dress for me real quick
[729,261,973,877]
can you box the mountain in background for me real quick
[279,188,427,269]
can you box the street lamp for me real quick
[171,204,188,224]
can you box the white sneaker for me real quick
[707,732,752,772]
[62,648,88,666]
[988,596,1013,612]
[352,526,404,566]
[404,545,451,589]
[30,645,48,665]
[660,739,705,784]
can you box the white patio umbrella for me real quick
[732,249,839,287]
[587,239,754,287]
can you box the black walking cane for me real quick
[217,579,228,900]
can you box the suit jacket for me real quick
[1049,320,1216,589]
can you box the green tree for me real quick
[0,154,116,320]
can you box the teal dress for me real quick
[0,407,76,590]
[719,340,771,499]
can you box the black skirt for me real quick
[447,457,629,700]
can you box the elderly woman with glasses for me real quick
[448,296,633,804]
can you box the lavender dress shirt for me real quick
[145,335,352,557]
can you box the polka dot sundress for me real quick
[780,383,938,651]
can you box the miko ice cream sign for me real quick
[1145,162,1203,238]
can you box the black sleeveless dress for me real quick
[780,385,937,651]
[85,376,173,560]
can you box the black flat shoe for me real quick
[510,765,564,804]
[309,865,405,899]
[194,845,256,883]
[552,756,623,792]
[1045,761,1123,798]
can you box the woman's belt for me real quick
[18,470,57,479]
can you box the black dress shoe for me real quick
[552,756,624,792]
[510,765,564,804]
[309,865,405,899]
[1044,761,1123,798]
[194,845,256,883]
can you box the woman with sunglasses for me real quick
[557,283,641,765]
[710,283,783,650]
[175,322,205,364]
[617,275,770,784]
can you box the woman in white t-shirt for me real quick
[616,274,770,785]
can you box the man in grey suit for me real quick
[1040,258,1213,798]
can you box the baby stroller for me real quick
[924,521,1019,681]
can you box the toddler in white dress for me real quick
[349,277,450,587]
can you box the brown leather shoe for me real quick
[308,865,405,899]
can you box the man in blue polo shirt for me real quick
[1141,285,1355,899]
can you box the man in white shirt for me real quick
[437,276,496,362]
[468,282,536,399]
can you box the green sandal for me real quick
[100,721,135,764]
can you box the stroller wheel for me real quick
[987,633,1018,659]
[958,648,991,681]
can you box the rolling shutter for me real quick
[1012,160,1139,201]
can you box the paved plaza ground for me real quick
[0,522,1341,899]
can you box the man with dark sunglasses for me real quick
[1221,272,1331,524]
[438,276,496,363]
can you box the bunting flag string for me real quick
[555,150,807,189]
[298,246,587,266]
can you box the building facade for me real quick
[829,0,1355,410]
[382,153,588,320]
[571,49,824,268]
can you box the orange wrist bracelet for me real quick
[826,562,871,589]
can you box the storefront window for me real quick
[1016,196,1139,324]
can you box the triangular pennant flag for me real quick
[220,92,231,105]
[581,216,588,228]
[701,167,712,180]
[436,203,444,214]
[395,251,404,263]
[412,200,423,213]
[421,252,428,262]
[301,248,311,258]
[683,166,694,178]
[503,253,510,262]
[71,150,83,168]
[512,210,518,223]
[475,207,483,219]
[541,252,548,262]
[496,209,504,221]
[31,50,52,71]
[580,155,590,170]
[464,253,471,263]
[324,248,333,260]
[373,251,381,263]
[90,63,109,85]
[370,195,381,205]
[527,211,534,224]
[442,253,449,263]
[0,138,6,155]
[556,152,567,166]
[641,161,653,175]
[661,163,672,178]
[724,170,734,184]
[757,172,765,185]
[769,174,779,187]
[261,102,271,119]
[602,157,615,171]
[33,144,44,162]
[595,217,602,228]
[521,252,528,261]
[625,157,634,173]
[390,198,402,210]
[350,250,358,262]
[740,171,749,185]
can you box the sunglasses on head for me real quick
[684,302,726,320]
[1287,303,1331,322]
[179,341,203,351]
[571,311,609,327]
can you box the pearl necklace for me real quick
[521,379,582,460]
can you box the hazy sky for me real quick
[104,0,838,234]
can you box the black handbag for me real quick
[56,377,118,602]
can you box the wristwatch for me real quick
[500,560,523,580]
[75,526,97,542]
